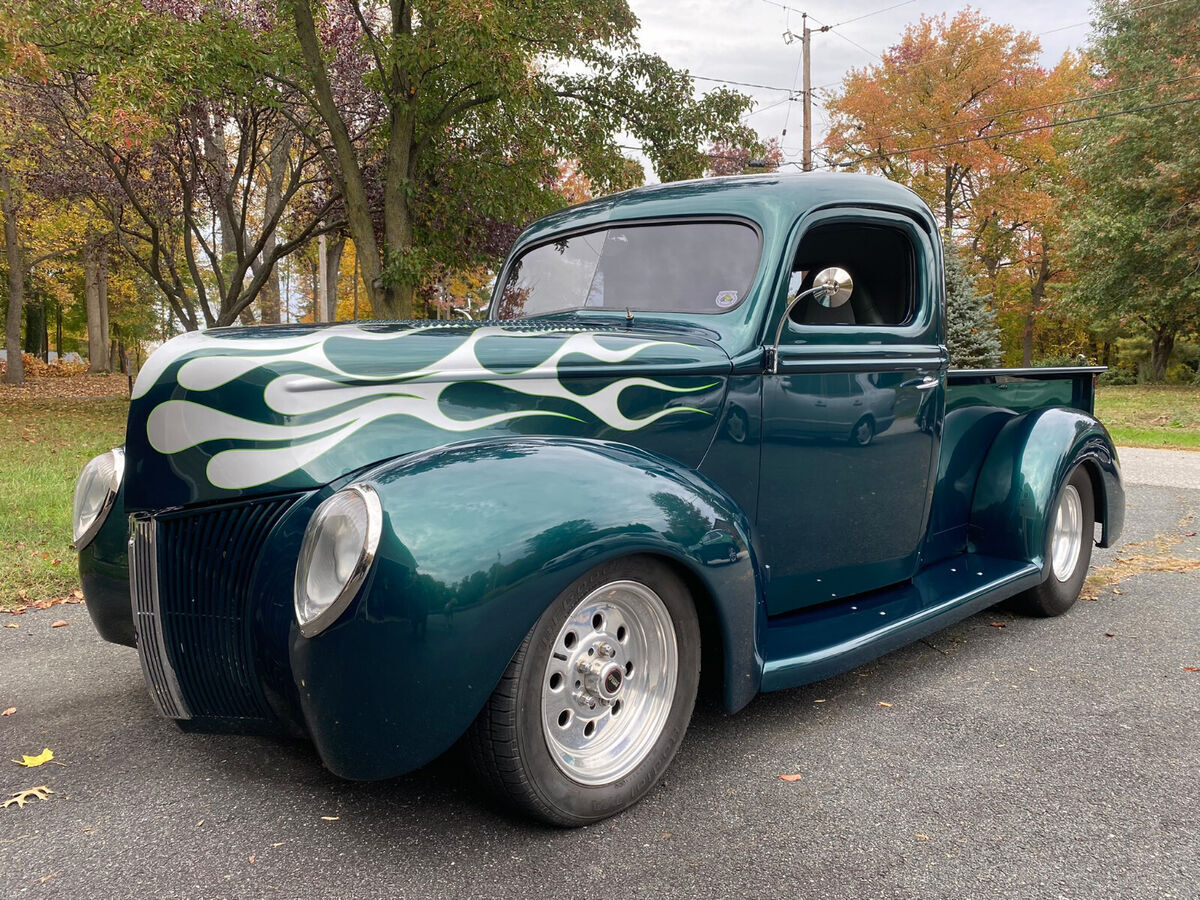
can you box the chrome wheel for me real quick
[1050,483,1083,582]
[541,580,678,785]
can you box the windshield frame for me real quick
[488,214,765,321]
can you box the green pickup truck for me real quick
[74,172,1124,826]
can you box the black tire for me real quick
[464,555,700,826]
[850,416,875,447]
[1008,466,1095,617]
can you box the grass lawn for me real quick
[0,377,129,608]
[1095,385,1200,450]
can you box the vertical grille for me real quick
[129,516,190,719]
[129,496,296,721]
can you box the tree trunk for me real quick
[85,237,109,373]
[325,234,346,321]
[98,245,111,370]
[291,0,413,320]
[258,129,290,325]
[2,166,25,385]
[23,293,44,356]
[943,165,955,239]
[1022,241,1051,368]
[1149,328,1175,383]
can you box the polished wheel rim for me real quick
[853,420,872,445]
[541,580,678,785]
[1050,483,1084,582]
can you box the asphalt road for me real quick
[2,454,1198,899]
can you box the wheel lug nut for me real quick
[576,659,590,674]
[598,642,616,658]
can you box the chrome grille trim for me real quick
[129,515,191,720]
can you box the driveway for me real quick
[1,450,1197,899]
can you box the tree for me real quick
[945,246,1002,368]
[824,11,1091,365]
[1063,0,1200,382]
[10,2,341,331]
[283,0,755,319]
[705,137,784,176]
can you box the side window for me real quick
[787,222,916,327]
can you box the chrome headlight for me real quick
[294,483,383,638]
[72,448,125,550]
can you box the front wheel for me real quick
[1008,466,1095,617]
[464,556,700,826]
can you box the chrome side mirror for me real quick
[766,267,854,373]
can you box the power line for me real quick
[838,94,1200,166]
[829,0,917,29]
[691,75,793,93]
[742,95,795,121]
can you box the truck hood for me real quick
[123,321,732,510]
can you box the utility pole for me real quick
[799,13,830,172]
[802,13,812,172]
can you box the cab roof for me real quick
[516,171,938,249]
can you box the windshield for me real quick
[493,220,761,319]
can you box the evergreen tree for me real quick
[1062,0,1200,381]
[945,247,1002,368]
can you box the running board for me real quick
[760,554,1041,693]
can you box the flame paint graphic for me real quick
[140,325,718,490]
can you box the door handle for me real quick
[915,376,939,391]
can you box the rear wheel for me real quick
[1008,466,1095,617]
[465,556,700,826]
[850,416,875,447]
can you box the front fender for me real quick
[290,437,762,780]
[970,407,1124,571]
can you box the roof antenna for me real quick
[625,306,635,325]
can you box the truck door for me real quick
[758,210,946,617]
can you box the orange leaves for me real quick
[777,773,803,783]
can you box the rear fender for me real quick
[970,407,1125,572]
[290,437,762,779]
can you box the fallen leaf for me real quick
[778,773,803,782]
[13,748,54,768]
[3,623,18,629]
[915,833,930,840]
[1112,589,1122,595]
[196,820,204,827]
[320,816,339,821]
[71,589,83,600]
[50,559,61,567]
[2,708,15,717]
[1185,532,1196,537]
[2,785,52,809]
[661,831,673,840]
[989,621,1006,628]
[248,855,255,864]
[50,620,68,628]
[40,873,58,884]
[1105,633,1116,638]
[878,701,893,707]
[813,698,826,703]
[1183,666,1199,673]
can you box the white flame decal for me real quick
[141,325,717,490]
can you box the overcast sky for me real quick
[626,0,1097,173]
